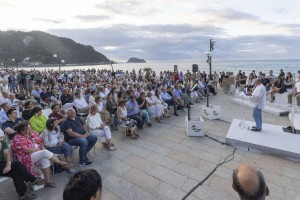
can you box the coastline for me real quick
[8,59,300,75]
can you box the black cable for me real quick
[216,118,231,123]
[182,148,237,200]
[204,134,230,146]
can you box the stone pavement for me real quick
[1,90,300,200]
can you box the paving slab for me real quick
[1,88,299,200]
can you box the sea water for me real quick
[25,59,300,76]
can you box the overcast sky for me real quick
[0,0,299,62]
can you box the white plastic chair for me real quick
[62,103,74,111]
[0,176,9,183]
[42,109,52,119]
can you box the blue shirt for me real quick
[2,118,23,130]
[173,89,182,98]
[126,100,139,116]
[61,117,86,141]
[161,91,172,101]
[0,110,8,124]
[32,90,41,98]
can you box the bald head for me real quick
[67,108,76,118]
[232,164,269,200]
[254,78,262,86]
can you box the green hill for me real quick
[0,30,109,65]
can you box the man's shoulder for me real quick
[16,118,23,123]
[48,112,57,118]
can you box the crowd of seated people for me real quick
[0,67,223,199]
[1,67,293,199]
[229,69,300,105]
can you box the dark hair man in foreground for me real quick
[63,169,102,200]
[232,164,269,200]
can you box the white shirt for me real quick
[296,82,300,93]
[86,113,103,130]
[118,106,127,118]
[73,97,88,109]
[249,83,266,109]
[89,95,95,106]
[97,102,104,112]
[104,88,110,95]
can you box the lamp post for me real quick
[205,39,216,107]
[110,60,114,72]
[60,60,65,72]
[53,54,64,72]
[12,58,18,71]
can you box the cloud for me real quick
[217,8,261,21]
[199,7,271,26]
[74,15,110,21]
[95,0,158,16]
[213,35,300,60]
[275,8,288,14]
[33,18,64,24]
[48,23,300,61]
[0,1,14,7]
[275,23,300,35]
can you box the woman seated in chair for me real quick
[146,91,164,122]
[116,99,138,140]
[50,89,61,104]
[22,101,34,121]
[29,106,47,134]
[284,72,293,89]
[12,121,72,188]
[48,103,67,126]
[40,87,51,107]
[42,118,74,173]
[86,105,116,151]
[0,129,44,200]
[266,76,286,103]
[95,96,113,128]
[106,93,118,116]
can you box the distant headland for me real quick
[127,57,146,63]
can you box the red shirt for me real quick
[12,131,44,176]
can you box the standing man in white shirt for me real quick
[247,79,266,132]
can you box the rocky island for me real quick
[127,57,146,63]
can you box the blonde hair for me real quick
[89,104,98,114]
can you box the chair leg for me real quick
[52,162,54,175]
[122,127,125,136]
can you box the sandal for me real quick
[126,132,132,137]
[102,142,108,147]
[131,135,138,140]
[61,162,73,169]
[45,181,57,188]
[132,130,139,137]
[155,118,162,123]
[108,146,116,151]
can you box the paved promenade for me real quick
[1,90,300,200]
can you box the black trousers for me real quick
[164,99,178,113]
[0,161,36,196]
[128,114,145,128]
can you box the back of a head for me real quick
[232,164,269,200]
[63,169,102,200]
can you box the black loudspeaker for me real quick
[192,64,198,73]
